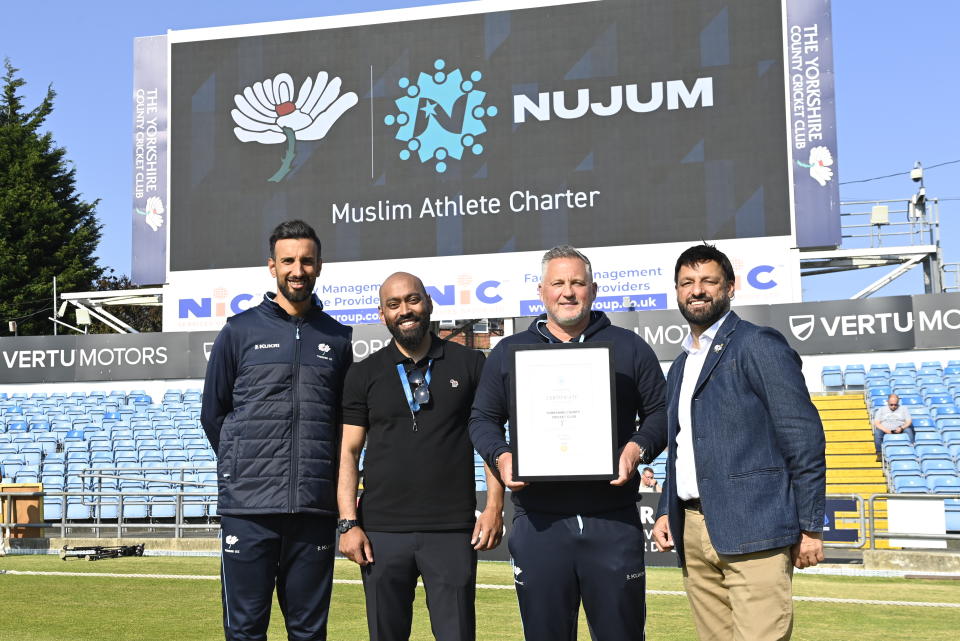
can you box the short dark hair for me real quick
[642,467,655,475]
[674,243,735,285]
[269,220,321,259]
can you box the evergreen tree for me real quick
[0,59,102,336]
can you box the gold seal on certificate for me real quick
[508,342,617,481]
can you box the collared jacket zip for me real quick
[289,319,303,513]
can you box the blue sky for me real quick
[2,0,958,301]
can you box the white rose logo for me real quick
[225,535,238,546]
[231,71,358,182]
[135,196,165,232]
[798,146,834,187]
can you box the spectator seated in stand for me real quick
[873,393,913,462]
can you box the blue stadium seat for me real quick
[889,375,915,387]
[922,459,955,475]
[884,445,916,462]
[19,448,42,467]
[96,496,120,520]
[946,512,960,532]
[916,375,941,387]
[66,499,91,520]
[916,445,950,461]
[922,384,950,395]
[43,497,63,521]
[821,366,843,390]
[889,460,921,474]
[927,475,960,492]
[90,451,114,464]
[183,481,207,518]
[7,420,27,433]
[121,496,149,520]
[65,451,90,464]
[149,497,177,519]
[843,365,866,388]
[893,475,925,492]
[42,460,66,474]
[883,433,911,446]
[932,405,959,419]
[915,432,943,445]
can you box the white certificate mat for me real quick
[510,342,617,481]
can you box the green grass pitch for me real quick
[0,556,957,640]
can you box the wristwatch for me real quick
[337,519,359,534]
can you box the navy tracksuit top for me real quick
[201,293,352,516]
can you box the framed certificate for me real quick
[508,342,617,481]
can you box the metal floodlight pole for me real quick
[53,276,58,336]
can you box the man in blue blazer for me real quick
[652,244,826,641]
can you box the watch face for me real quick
[337,520,356,533]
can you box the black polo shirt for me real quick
[341,334,486,532]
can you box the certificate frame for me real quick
[508,341,618,482]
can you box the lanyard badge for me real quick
[397,360,432,431]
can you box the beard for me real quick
[277,275,315,304]
[387,311,431,351]
[549,306,589,328]
[679,292,730,329]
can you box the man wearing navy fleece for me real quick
[469,245,667,641]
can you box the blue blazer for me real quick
[656,312,826,564]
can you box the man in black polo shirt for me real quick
[337,271,504,641]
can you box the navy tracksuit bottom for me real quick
[508,505,647,641]
[220,514,336,641]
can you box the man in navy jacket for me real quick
[652,244,825,641]
[470,245,666,641]
[201,220,352,641]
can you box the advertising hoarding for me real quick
[141,0,840,326]
[163,236,799,330]
[132,35,169,285]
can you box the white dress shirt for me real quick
[675,312,730,501]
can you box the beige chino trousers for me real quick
[681,507,794,641]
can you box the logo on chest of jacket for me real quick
[316,342,334,361]
[254,343,280,350]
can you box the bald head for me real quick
[379,272,433,352]
[379,272,428,305]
